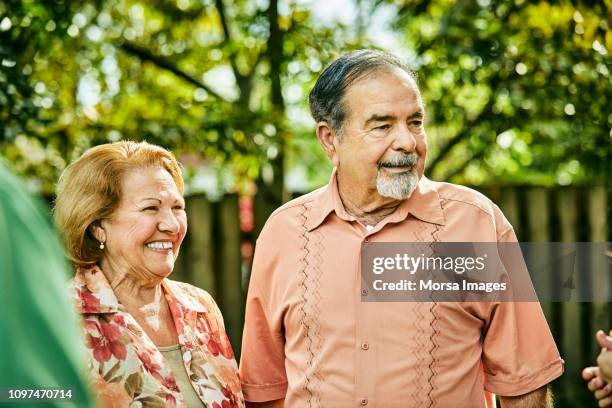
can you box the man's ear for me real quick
[89,222,106,244]
[315,121,340,167]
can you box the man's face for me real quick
[333,67,427,203]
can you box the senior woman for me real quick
[54,141,244,408]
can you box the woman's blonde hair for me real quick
[54,141,184,267]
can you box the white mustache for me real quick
[378,153,419,169]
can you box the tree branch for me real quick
[441,144,487,181]
[266,0,285,112]
[426,98,494,175]
[213,0,252,106]
[426,127,470,175]
[214,0,232,44]
[119,41,227,101]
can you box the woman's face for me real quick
[98,166,187,282]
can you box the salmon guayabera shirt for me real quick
[73,265,244,408]
[240,171,563,408]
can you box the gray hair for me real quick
[308,49,417,136]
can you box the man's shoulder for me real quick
[256,186,328,244]
[427,179,499,218]
[269,186,327,218]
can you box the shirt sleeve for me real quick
[481,223,564,396]
[239,236,288,402]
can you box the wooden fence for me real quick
[174,185,611,407]
[488,185,611,405]
[171,195,245,353]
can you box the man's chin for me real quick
[376,171,419,200]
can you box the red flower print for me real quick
[113,315,126,327]
[215,386,239,408]
[137,351,164,383]
[163,374,178,391]
[167,300,185,334]
[86,322,127,362]
[212,398,239,408]
[165,393,177,408]
[77,288,100,313]
[212,402,236,408]
[206,333,234,360]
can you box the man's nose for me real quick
[392,124,417,152]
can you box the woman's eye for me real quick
[143,206,158,211]
[173,205,185,210]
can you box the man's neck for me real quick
[336,181,403,227]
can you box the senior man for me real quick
[240,50,564,408]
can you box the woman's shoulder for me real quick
[164,279,218,309]
[165,279,228,331]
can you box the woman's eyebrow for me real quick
[139,197,162,203]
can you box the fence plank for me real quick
[218,195,244,355]
[500,187,520,237]
[186,195,216,298]
[588,186,610,362]
[525,188,552,319]
[556,189,581,392]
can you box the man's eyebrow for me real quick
[364,114,395,126]
[365,110,424,126]
[409,110,424,119]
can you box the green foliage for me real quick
[0,0,610,195]
[0,0,357,194]
[393,0,611,186]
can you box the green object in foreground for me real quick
[0,161,95,407]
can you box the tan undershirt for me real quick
[158,344,205,407]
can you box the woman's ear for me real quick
[89,222,106,244]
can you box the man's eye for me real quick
[374,124,390,131]
[143,206,158,211]
[173,205,185,210]
[411,120,423,127]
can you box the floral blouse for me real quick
[72,266,244,408]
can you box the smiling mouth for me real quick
[146,241,174,251]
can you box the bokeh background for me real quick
[1,0,611,406]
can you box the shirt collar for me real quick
[73,265,206,314]
[162,279,207,313]
[306,169,446,232]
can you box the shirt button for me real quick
[361,288,368,296]
[361,342,369,350]
[360,398,368,405]
[183,351,192,363]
